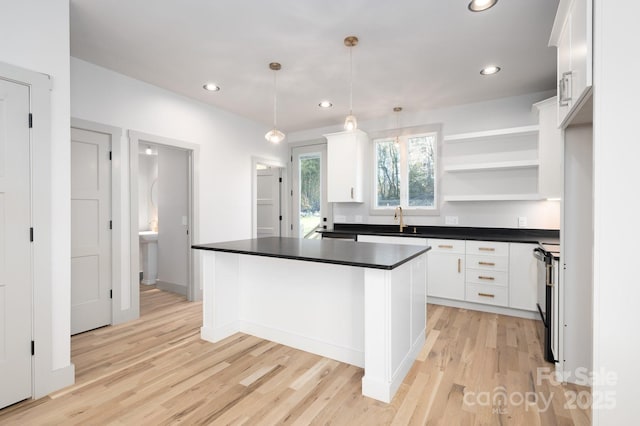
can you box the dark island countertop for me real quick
[192,236,431,270]
[320,224,560,246]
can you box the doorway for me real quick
[129,131,200,311]
[138,143,190,298]
[291,144,330,239]
[252,156,286,239]
[256,163,282,238]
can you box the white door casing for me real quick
[70,127,112,335]
[256,166,281,238]
[0,78,32,408]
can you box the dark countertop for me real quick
[192,237,431,270]
[320,224,560,246]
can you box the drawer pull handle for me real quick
[478,247,495,252]
[350,187,354,199]
[478,275,495,281]
[478,261,495,266]
[478,292,495,298]
[438,245,453,249]
[457,258,461,273]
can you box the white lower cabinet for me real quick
[426,239,465,301]
[357,235,539,313]
[464,241,509,307]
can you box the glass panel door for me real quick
[291,144,329,239]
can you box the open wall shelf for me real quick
[443,125,540,143]
[444,159,539,173]
[444,194,544,202]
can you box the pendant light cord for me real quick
[273,69,278,128]
[349,46,353,115]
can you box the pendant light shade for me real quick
[344,114,357,131]
[265,62,285,144]
[344,36,359,131]
[265,129,285,144]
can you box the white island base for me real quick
[199,250,427,403]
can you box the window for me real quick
[374,132,437,211]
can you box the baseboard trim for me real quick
[156,280,187,296]
[427,297,539,320]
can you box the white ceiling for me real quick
[70,0,559,133]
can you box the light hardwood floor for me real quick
[0,286,591,425]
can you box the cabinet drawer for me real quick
[466,240,509,257]
[465,283,508,307]
[466,255,508,271]
[466,269,508,287]
[428,238,465,254]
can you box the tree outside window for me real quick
[374,132,437,210]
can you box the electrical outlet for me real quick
[445,216,459,225]
[518,216,527,228]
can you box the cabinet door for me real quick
[508,243,539,311]
[557,16,572,126]
[326,130,367,202]
[570,0,590,106]
[427,252,465,300]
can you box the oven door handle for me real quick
[533,247,548,263]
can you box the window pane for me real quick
[299,154,321,239]
[408,135,436,207]
[376,140,401,207]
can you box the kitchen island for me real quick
[192,237,430,403]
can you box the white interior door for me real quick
[71,127,112,335]
[292,144,329,239]
[256,166,281,238]
[0,78,32,408]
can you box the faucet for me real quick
[394,206,407,232]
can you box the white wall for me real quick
[0,0,73,395]
[593,1,640,423]
[157,145,188,292]
[71,57,288,317]
[288,91,560,230]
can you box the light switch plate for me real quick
[445,216,459,225]
[518,216,527,228]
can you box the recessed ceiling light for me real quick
[318,100,333,108]
[203,83,220,92]
[480,65,501,75]
[468,0,498,12]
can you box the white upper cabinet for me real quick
[550,0,593,128]
[325,129,368,203]
[534,97,563,200]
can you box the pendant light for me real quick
[265,62,285,144]
[393,107,402,147]
[344,36,359,131]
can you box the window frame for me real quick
[369,124,442,216]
